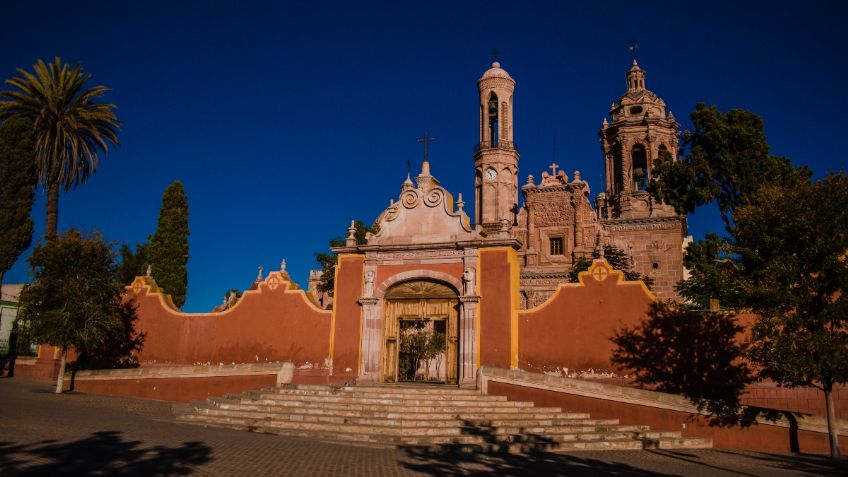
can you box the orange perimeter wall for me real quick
[517,263,653,374]
[126,272,332,369]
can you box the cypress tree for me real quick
[0,117,37,287]
[148,181,189,308]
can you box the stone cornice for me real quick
[600,216,683,231]
[520,271,570,280]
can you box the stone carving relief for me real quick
[526,291,553,309]
[364,271,375,297]
[532,200,569,228]
[462,268,476,296]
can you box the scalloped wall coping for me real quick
[127,271,329,317]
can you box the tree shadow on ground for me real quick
[0,431,211,476]
[398,421,676,477]
[713,449,848,476]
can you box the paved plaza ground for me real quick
[0,378,845,476]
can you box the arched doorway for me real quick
[382,280,458,383]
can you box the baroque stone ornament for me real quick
[366,161,475,246]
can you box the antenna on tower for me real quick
[628,41,640,61]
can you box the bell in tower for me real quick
[474,61,520,231]
[597,59,680,220]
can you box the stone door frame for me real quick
[358,269,479,387]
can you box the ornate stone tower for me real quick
[474,61,520,231]
[596,60,687,300]
[598,59,679,220]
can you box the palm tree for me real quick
[0,57,120,239]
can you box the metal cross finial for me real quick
[491,48,500,62]
[416,131,436,163]
[628,42,639,61]
[549,162,560,176]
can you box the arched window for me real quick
[487,92,499,146]
[632,144,648,191]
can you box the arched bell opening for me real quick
[631,144,648,191]
[487,92,500,147]
[381,279,459,384]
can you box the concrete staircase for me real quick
[174,384,712,452]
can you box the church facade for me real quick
[323,59,688,385]
[315,59,688,312]
[55,59,689,390]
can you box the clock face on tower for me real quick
[485,168,497,181]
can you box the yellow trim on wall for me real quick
[327,254,366,365]
[507,248,520,370]
[475,254,481,368]
[476,247,521,369]
[126,272,331,318]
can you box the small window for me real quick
[550,237,564,256]
[629,106,643,115]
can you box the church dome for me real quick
[480,61,513,81]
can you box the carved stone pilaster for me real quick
[458,295,480,388]
[357,297,381,383]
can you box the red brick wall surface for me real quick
[74,374,279,402]
[742,383,848,418]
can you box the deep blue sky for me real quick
[3,1,846,311]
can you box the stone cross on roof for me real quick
[548,163,560,176]
[416,131,436,163]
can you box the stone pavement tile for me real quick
[1,378,846,477]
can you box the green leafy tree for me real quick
[16,230,141,393]
[675,233,743,310]
[567,245,654,289]
[648,103,847,458]
[213,288,242,311]
[116,242,149,285]
[611,302,756,426]
[649,103,808,227]
[0,57,120,239]
[736,174,848,458]
[314,220,375,298]
[148,181,190,308]
[0,117,37,287]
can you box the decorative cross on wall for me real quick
[592,264,609,282]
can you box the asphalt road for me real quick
[0,378,845,476]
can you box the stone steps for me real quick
[174,384,712,452]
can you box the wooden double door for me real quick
[382,280,458,383]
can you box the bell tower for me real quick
[598,59,679,219]
[595,59,687,301]
[474,61,519,230]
